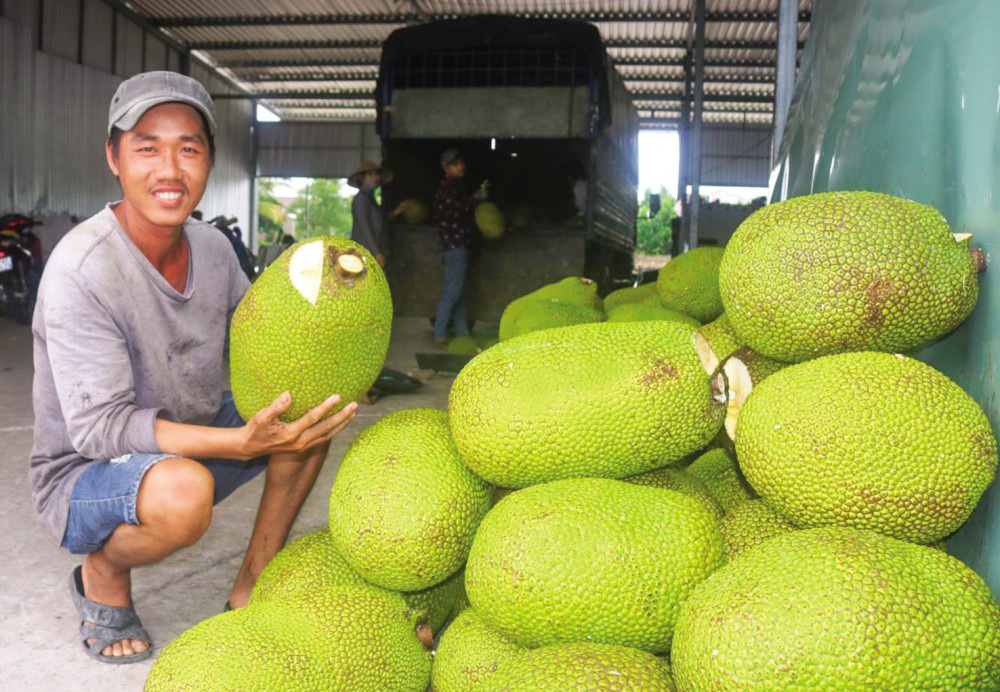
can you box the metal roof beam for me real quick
[157,11,811,29]
[190,38,804,51]
[213,91,775,104]
[231,72,774,85]
[218,57,786,70]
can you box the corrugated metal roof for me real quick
[125,0,811,126]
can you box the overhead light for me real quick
[490,138,496,150]
[256,104,281,122]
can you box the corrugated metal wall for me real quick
[698,124,772,187]
[0,0,253,238]
[257,121,381,179]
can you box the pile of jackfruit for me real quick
[146,191,1000,691]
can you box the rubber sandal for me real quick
[69,565,153,665]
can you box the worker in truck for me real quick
[347,160,410,267]
[29,71,358,665]
[432,149,487,348]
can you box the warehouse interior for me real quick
[3,0,999,689]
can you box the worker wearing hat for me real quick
[347,160,409,267]
[30,71,357,664]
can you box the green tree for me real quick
[287,178,353,239]
[636,187,676,255]
[256,177,286,246]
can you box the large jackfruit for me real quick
[449,321,727,488]
[685,448,756,514]
[431,608,527,692]
[734,352,997,543]
[329,409,492,590]
[465,478,725,653]
[607,299,701,327]
[671,527,1000,690]
[657,247,725,322]
[474,202,506,240]
[719,498,797,559]
[229,237,391,421]
[503,299,605,340]
[603,282,660,312]
[481,643,676,691]
[719,191,981,362]
[623,466,724,520]
[498,277,603,341]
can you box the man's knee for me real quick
[136,457,214,546]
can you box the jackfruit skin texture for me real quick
[603,282,660,312]
[474,202,506,239]
[145,585,432,691]
[329,409,492,590]
[249,529,463,633]
[657,246,725,322]
[498,277,603,340]
[431,609,527,692]
[686,448,756,514]
[623,467,724,520]
[671,527,1000,690]
[504,299,605,340]
[720,499,797,559]
[465,478,725,653]
[229,237,392,421]
[729,346,787,382]
[699,314,743,363]
[607,299,701,327]
[479,643,676,692]
[736,352,998,543]
[719,191,980,362]
[401,199,428,225]
[448,335,482,355]
[450,321,726,487]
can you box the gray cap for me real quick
[440,148,463,168]
[108,71,217,136]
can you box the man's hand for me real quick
[391,200,412,218]
[240,392,357,459]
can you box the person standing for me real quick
[432,149,485,348]
[348,161,408,267]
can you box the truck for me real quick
[375,15,639,321]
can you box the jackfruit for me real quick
[481,643,676,691]
[607,299,701,327]
[329,408,492,590]
[685,448,756,514]
[465,478,725,653]
[401,199,429,225]
[698,314,743,366]
[734,352,997,543]
[498,277,603,341]
[145,585,432,691]
[603,282,659,312]
[623,467,724,520]
[503,299,605,340]
[450,321,727,487]
[475,202,505,240]
[447,335,482,355]
[671,527,1000,690]
[249,529,463,633]
[229,237,392,421]
[431,608,527,692]
[657,246,725,322]
[719,499,797,559]
[719,191,981,362]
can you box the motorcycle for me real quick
[0,214,43,325]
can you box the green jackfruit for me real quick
[698,314,743,365]
[249,529,463,633]
[229,237,391,421]
[401,199,429,225]
[657,247,725,322]
[466,478,725,653]
[719,499,797,559]
[671,527,1000,690]
[447,335,482,355]
[145,585,432,691]
[481,643,676,691]
[719,191,981,362]
[603,282,659,312]
[431,609,527,692]
[503,299,605,340]
[734,352,997,543]
[607,299,702,326]
[685,448,756,514]
[450,321,727,487]
[498,277,603,340]
[475,202,506,239]
[329,409,492,590]
[623,467,724,520]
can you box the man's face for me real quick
[106,102,212,229]
[363,170,381,187]
[445,158,466,178]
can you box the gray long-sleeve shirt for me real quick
[29,204,249,543]
[350,186,388,257]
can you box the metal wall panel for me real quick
[115,14,144,77]
[41,0,80,63]
[257,121,380,178]
[699,124,771,186]
[167,47,183,73]
[81,0,114,73]
[145,34,167,71]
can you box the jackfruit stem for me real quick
[415,623,433,650]
[971,247,987,273]
[722,356,754,441]
[334,252,367,280]
[692,331,720,376]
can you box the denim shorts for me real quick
[60,391,268,555]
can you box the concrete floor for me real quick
[0,316,460,691]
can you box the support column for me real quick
[249,99,259,254]
[687,0,706,251]
[773,0,798,165]
[677,50,692,256]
